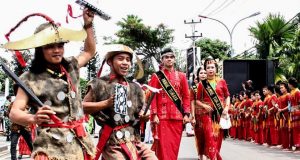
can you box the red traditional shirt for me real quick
[196,78,230,111]
[279,93,291,111]
[290,88,300,108]
[149,68,190,120]
[252,100,263,115]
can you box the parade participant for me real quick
[237,91,245,140]
[242,90,253,141]
[249,91,256,142]
[190,66,208,160]
[9,8,96,159]
[230,94,240,139]
[263,85,280,147]
[83,44,157,160]
[288,77,300,151]
[149,48,190,160]
[195,57,230,160]
[278,81,291,150]
[252,90,264,145]
[3,96,12,141]
[8,103,33,160]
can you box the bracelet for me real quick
[83,23,93,29]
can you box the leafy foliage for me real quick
[115,15,174,61]
[249,13,299,81]
[195,38,230,61]
[79,78,88,99]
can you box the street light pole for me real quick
[199,12,260,56]
[184,19,202,76]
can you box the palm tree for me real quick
[249,13,296,59]
[249,13,299,81]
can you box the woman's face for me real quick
[198,68,207,80]
[42,43,65,64]
[205,63,216,77]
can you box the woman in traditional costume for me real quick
[195,57,230,160]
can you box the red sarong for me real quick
[153,120,183,160]
[194,115,222,160]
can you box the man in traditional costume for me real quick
[288,77,300,152]
[149,48,190,160]
[263,85,280,147]
[242,90,253,141]
[83,44,157,160]
[252,90,264,145]
[278,81,291,150]
[8,8,96,159]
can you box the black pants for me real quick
[10,127,33,160]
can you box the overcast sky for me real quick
[0,0,299,66]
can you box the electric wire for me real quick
[206,0,229,16]
[199,0,216,15]
[209,0,236,16]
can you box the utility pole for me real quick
[184,19,202,78]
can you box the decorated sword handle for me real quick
[75,0,111,20]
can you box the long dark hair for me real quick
[30,47,70,74]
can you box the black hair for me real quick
[245,90,251,98]
[160,48,174,57]
[279,81,290,92]
[288,77,298,88]
[195,66,205,82]
[274,84,282,96]
[30,47,70,74]
[6,95,11,100]
[267,84,275,94]
[254,90,260,95]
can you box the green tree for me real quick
[79,78,88,99]
[195,38,230,61]
[104,15,175,80]
[249,13,296,59]
[115,15,174,62]
[0,57,9,94]
[249,13,299,81]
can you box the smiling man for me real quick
[83,44,157,160]
[149,48,190,160]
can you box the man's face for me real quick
[280,84,287,94]
[255,93,260,100]
[262,88,268,95]
[161,53,175,68]
[251,94,256,101]
[42,42,65,64]
[109,53,132,76]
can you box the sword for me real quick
[0,60,67,123]
[0,60,43,107]
[75,0,111,20]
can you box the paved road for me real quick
[2,135,300,160]
[177,136,300,160]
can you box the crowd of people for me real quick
[1,5,299,160]
[228,78,300,154]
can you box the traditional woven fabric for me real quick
[20,57,95,159]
